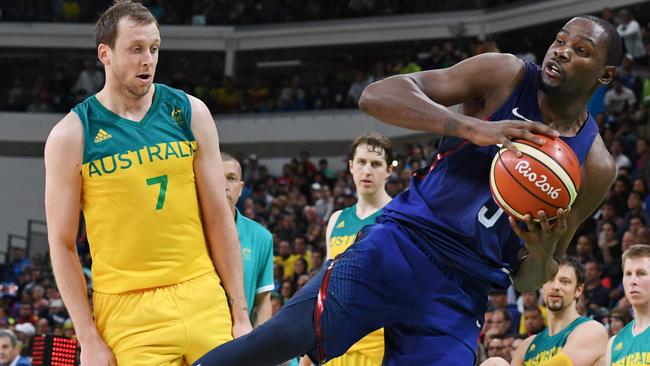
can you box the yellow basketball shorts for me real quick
[93,271,232,365]
[327,329,384,366]
[327,350,383,366]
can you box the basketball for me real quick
[489,134,581,221]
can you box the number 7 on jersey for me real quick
[146,175,168,210]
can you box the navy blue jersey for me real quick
[381,61,599,290]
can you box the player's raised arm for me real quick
[45,113,116,366]
[189,95,252,338]
[358,53,558,151]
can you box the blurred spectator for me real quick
[346,71,373,107]
[215,76,241,113]
[6,78,28,111]
[605,78,637,125]
[486,336,510,360]
[73,60,104,101]
[522,306,545,337]
[617,9,647,64]
[5,248,31,283]
[0,329,30,366]
[582,260,611,315]
[610,139,632,171]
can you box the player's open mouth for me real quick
[544,61,563,79]
[137,74,151,81]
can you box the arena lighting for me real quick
[256,60,302,68]
[32,335,79,366]
[392,160,398,167]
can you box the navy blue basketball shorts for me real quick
[193,221,487,366]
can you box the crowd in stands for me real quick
[0,0,535,25]
[3,6,650,365]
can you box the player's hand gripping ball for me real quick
[489,134,580,222]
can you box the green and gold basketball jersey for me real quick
[329,205,382,259]
[523,317,590,365]
[73,84,215,294]
[610,320,650,366]
[328,204,384,361]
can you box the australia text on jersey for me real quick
[86,140,195,177]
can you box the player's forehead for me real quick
[115,17,160,46]
[353,143,386,161]
[223,160,241,176]
[554,264,577,281]
[624,256,650,270]
[558,18,607,49]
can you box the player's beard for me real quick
[113,67,152,99]
[546,297,565,311]
[538,73,562,97]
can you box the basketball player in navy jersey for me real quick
[194,16,620,366]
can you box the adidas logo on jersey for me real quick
[336,220,345,229]
[94,129,113,143]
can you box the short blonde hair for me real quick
[622,244,650,270]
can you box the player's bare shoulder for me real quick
[45,112,84,165]
[582,134,616,191]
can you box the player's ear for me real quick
[98,44,110,66]
[598,66,615,85]
[348,160,353,173]
[574,283,585,300]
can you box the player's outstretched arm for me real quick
[189,95,252,337]
[359,53,558,153]
[561,321,609,366]
[45,113,116,366]
[512,136,615,292]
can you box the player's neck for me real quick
[632,304,650,335]
[537,92,589,137]
[546,304,580,336]
[356,191,391,220]
[96,79,155,121]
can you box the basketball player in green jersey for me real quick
[44,1,250,365]
[606,244,650,366]
[300,132,393,366]
[482,257,608,366]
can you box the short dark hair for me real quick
[493,308,512,322]
[575,15,623,66]
[348,132,393,167]
[95,0,159,48]
[523,305,543,315]
[560,256,585,287]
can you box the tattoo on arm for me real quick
[227,294,249,313]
